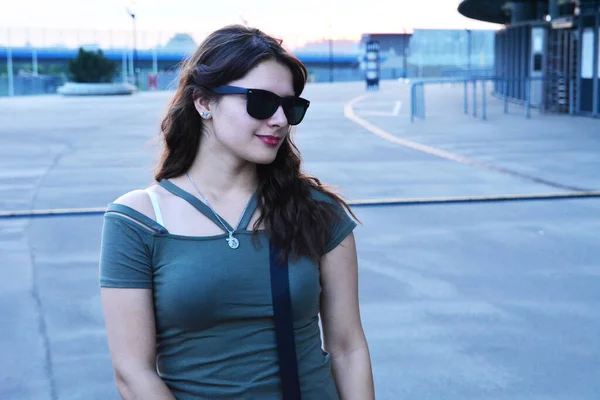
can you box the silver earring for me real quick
[201,112,211,119]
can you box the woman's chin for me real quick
[248,154,278,165]
[242,145,281,165]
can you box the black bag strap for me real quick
[269,245,302,400]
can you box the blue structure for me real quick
[0,28,497,96]
[358,30,496,80]
[0,46,368,95]
[459,0,600,117]
[0,47,360,71]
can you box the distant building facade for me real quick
[358,30,496,79]
[459,0,600,116]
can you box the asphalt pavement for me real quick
[1,80,599,400]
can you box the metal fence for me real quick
[410,76,578,122]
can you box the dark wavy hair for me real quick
[155,24,357,262]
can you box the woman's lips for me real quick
[256,135,281,147]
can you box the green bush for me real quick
[68,48,117,83]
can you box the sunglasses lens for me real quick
[282,98,309,126]
[247,90,279,120]
[246,90,309,125]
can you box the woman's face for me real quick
[197,59,296,165]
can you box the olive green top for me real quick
[99,180,356,399]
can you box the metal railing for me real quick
[439,67,495,79]
[410,76,577,122]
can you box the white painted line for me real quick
[361,111,396,116]
[343,93,590,192]
[392,100,402,116]
[344,95,475,164]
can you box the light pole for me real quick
[402,29,408,79]
[328,24,334,83]
[465,29,472,71]
[126,7,138,88]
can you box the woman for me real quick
[99,24,375,400]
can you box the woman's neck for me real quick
[184,140,259,201]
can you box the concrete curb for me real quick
[1,192,599,219]
[347,191,600,207]
[57,82,137,96]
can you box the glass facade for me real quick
[408,29,496,68]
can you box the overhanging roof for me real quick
[459,0,548,24]
[458,0,510,24]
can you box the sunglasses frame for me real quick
[210,85,310,126]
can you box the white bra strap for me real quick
[146,190,164,226]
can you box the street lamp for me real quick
[328,24,334,83]
[126,6,138,88]
[465,29,472,72]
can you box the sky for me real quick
[0,0,502,49]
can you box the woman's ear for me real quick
[193,92,212,119]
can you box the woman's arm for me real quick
[320,232,375,400]
[101,287,176,400]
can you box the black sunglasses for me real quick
[210,85,310,126]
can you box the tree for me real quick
[68,48,117,83]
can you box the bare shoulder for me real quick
[113,188,156,221]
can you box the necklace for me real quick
[186,172,251,249]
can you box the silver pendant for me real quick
[226,234,239,249]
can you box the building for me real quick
[0,28,497,95]
[458,0,600,116]
[359,30,496,79]
[359,33,412,79]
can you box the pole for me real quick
[576,21,582,114]
[7,46,14,97]
[132,13,138,88]
[592,12,599,116]
[126,7,138,87]
[504,79,509,114]
[482,80,487,120]
[328,24,334,83]
[569,78,575,116]
[472,79,477,117]
[415,84,420,118]
[526,77,531,118]
[411,83,415,123]
[32,48,38,76]
[402,35,407,79]
[420,84,425,118]
[122,50,128,82]
[464,80,468,114]
[418,85,422,118]
[466,29,472,72]
[152,46,158,75]
[129,49,134,79]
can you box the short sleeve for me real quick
[310,189,358,254]
[99,214,154,289]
